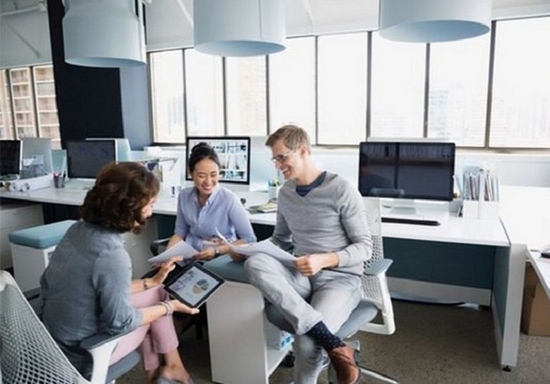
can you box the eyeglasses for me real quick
[271,149,296,164]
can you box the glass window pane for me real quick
[185,49,224,137]
[371,33,426,138]
[0,70,15,139]
[226,56,267,136]
[269,37,315,139]
[318,33,367,145]
[9,68,37,138]
[34,65,61,148]
[428,35,490,147]
[490,17,550,148]
[150,50,185,143]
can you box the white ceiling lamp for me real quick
[63,0,146,68]
[378,0,492,43]
[193,0,286,57]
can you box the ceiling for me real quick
[2,0,550,21]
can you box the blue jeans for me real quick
[244,253,361,384]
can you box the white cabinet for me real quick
[207,280,292,384]
[0,202,44,269]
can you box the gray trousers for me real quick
[244,254,361,384]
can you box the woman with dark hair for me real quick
[39,162,197,384]
[167,142,256,261]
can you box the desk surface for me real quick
[1,185,510,247]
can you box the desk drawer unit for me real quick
[0,203,44,270]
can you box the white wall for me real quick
[0,10,52,68]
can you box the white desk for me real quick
[0,185,540,374]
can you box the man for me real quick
[244,125,372,384]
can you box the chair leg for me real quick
[358,367,399,384]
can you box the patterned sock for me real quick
[305,321,345,352]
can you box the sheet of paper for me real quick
[148,240,199,263]
[216,229,295,266]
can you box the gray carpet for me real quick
[116,300,550,384]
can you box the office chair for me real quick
[265,197,398,384]
[0,270,140,384]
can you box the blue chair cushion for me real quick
[203,255,250,283]
[9,220,77,249]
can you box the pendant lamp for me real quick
[193,0,286,57]
[63,0,146,68]
[378,0,492,43]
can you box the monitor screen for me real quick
[0,140,22,176]
[66,139,117,179]
[21,137,53,175]
[185,136,251,185]
[358,141,456,201]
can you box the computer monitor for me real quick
[358,141,456,211]
[0,140,22,177]
[185,136,251,185]
[85,138,132,161]
[21,137,53,176]
[66,139,117,179]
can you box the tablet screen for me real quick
[163,262,225,308]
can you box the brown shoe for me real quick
[328,344,360,384]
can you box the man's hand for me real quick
[293,253,339,276]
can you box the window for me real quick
[9,68,37,139]
[33,66,60,145]
[490,17,550,148]
[318,33,368,145]
[147,16,549,151]
[428,35,491,147]
[0,70,14,139]
[371,33,426,139]
[185,49,224,137]
[0,65,60,148]
[226,56,267,136]
[150,50,185,143]
[269,37,315,139]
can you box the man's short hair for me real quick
[265,124,311,154]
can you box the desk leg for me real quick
[207,281,271,384]
[492,243,526,368]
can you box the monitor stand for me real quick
[383,199,417,216]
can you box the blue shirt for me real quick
[175,186,257,250]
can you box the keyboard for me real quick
[248,202,278,213]
[381,217,440,226]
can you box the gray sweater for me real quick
[39,220,142,377]
[272,172,373,275]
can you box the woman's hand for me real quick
[194,247,217,261]
[151,256,183,285]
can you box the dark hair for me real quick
[80,162,160,234]
[188,142,221,173]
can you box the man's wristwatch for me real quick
[214,245,222,256]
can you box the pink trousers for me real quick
[109,285,179,371]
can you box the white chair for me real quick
[0,270,139,384]
[266,197,398,383]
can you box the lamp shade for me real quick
[194,0,286,57]
[379,0,492,43]
[63,0,146,68]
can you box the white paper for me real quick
[148,240,199,263]
[216,229,295,266]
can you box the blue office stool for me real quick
[9,220,76,293]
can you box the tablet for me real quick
[163,262,225,308]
